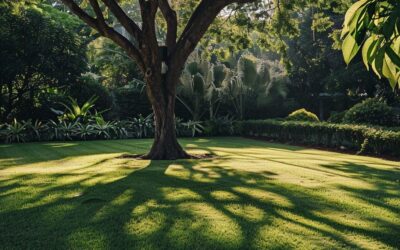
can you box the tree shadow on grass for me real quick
[0,141,399,249]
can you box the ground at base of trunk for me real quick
[118,153,216,160]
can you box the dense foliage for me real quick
[286,109,320,122]
[341,0,400,88]
[0,3,86,122]
[238,119,400,157]
[342,98,398,126]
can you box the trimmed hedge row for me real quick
[236,120,400,157]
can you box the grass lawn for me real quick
[0,137,399,249]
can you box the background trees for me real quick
[0,0,399,145]
[0,2,86,121]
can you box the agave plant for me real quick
[3,119,28,143]
[131,114,153,138]
[113,120,130,139]
[181,120,204,137]
[90,116,116,139]
[28,120,48,141]
[76,123,96,140]
[48,120,79,140]
[51,96,99,123]
[0,124,5,141]
[175,117,185,136]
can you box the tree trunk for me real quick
[143,74,190,160]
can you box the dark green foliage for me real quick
[283,7,386,119]
[0,116,146,143]
[238,119,400,157]
[1,119,28,143]
[68,76,113,116]
[287,108,320,122]
[112,86,151,120]
[0,3,86,122]
[204,116,236,136]
[87,37,143,89]
[130,114,154,138]
[343,98,397,126]
[328,111,346,123]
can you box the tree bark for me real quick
[143,74,190,160]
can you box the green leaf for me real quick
[382,55,395,80]
[382,13,397,40]
[386,46,400,69]
[343,0,369,27]
[371,47,385,78]
[361,36,376,69]
[342,34,360,64]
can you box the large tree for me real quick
[60,0,256,159]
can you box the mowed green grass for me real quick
[0,138,399,250]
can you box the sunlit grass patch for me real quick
[0,137,399,249]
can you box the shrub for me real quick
[237,119,400,157]
[76,123,96,140]
[113,86,151,120]
[47,120,79,141]
[0,124,6,142]
[287,108,320,122]
[343,98,397,126]
[2,119,29,143]
[204,116,236,136]
[131,114,154,138]
[69,76,113,116]
[113,120,129,139]
[51,96,99,123]
[182,121,204,137]
[328,111,346,123]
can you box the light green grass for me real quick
[0,137,399,249]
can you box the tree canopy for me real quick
[0,2,86,121]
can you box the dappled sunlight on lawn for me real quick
[0,137,399,249]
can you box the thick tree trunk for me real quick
[61,0,257,160]
[143,74,190,160]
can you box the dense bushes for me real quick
[237,119,400,157]
[286,108,320,122]
[68,76,114,116]
[0,119,131,143]
[203,116,236,136]
[328,111,346,123]
[342,98,398,126]
[0,115,209,143]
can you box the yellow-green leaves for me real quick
[361,36,376,69]
[342,33,360,64]
[342,0,400,89]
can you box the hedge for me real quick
[236,119,400,157]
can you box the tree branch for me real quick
[158,0,177,53]
[60,0,99,30]
[138,0,158,49]
[60,0,145,71]
[138,0,159,68]
[89,0,107,31]
[101,0,143,44]
[173,0,256,67]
